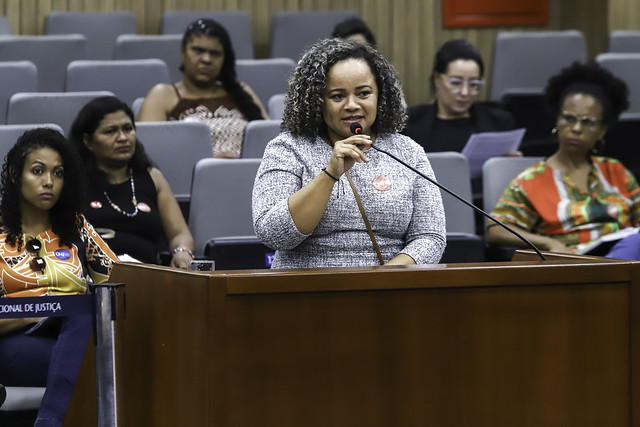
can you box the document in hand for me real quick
[574,227,640,256]
[461,128,526,178]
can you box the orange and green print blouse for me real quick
[489,156,640,252]
[0,216,119,298]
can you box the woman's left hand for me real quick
[170,251,193,269]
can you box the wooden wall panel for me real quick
[0,0,625,106]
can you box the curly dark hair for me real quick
[69,96,154,188]
[282,38,406,139]
[180,18,263,121]
[0,128,85,249]
[430,39,484,93]
[544,60,629,126]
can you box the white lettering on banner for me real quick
[0,304,24,313]
[35,302,62,313]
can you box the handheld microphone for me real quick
[350,122,546,261]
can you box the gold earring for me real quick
[551,127,557,135]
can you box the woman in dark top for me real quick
[402,39,515,152]
[70,96,195,268]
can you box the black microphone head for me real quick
[350,122,363,134]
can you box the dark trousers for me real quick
[0,315,92,427]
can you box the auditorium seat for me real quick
[65,59,170,107]
[241,119,281,158]
[482,156,544,261]
[0,35,89,92]
[608,30,640,53]
[488,30,587,102]
[596,52,640,115]
[0,124,64,162]
[160,10,254,59]
[188,158,261,255]
[43,11,137,60]
[427,151,484,263]
[603,113,640,182]
[267,93,285,120]
[6,91,114,136]
[0,16,12,35]
[270,10,360,60]
[114,34,183,83]
[236,58,296,108]
[0,61,37,124]
[135,121,212,214]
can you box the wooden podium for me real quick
[65,251,640,426]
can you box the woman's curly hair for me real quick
[0,128,85,249]
[544,60,629,126]
[281,38,407,139]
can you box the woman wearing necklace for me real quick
[0,128,118,425]
[70,96,195,268]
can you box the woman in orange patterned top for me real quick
[487,61,640,255]
[0,128,118,425]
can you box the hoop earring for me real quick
[551,127,558,135]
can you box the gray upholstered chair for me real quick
[0,61,37,124]
[43,11,137,59]
[65,59,170,107]
[241,119,281,159]
[6,91,114,136]
[114,34,183,83]
[235,58,296,108]
[270,10,360,60]
[0,35,89,92]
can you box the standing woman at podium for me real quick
[253,38,446,268]
[0,128,119,425]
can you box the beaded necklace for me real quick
[103,170,138,218]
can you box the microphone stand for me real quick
[369,144,547,261]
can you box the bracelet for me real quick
[172,247,194,258]
[322,168,339,182]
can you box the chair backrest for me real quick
[135,121,212,203]
[131,96,145,118]
[267,93,285,120]
[608,30,640,53]
[603,113,640,182]
[65,59,170,107]
[0,61,37,124]
[427,151,475,234]
[482,156,544,215]
[0,34,89,92]
[160,10,254,59]
[241,119,282,158]
[0,16,12,35]
[0,123,64,163]
[489,30,587,101]
[596,52,640,115]
[6,91,114,136]
[236,58,296,108]
[270,10,360,60]
[114,34,183,83]
[43,11,137,60]
[188,158,261,255]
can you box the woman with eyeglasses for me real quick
[0,128,118,424]
[402,39,515,152]
[137,18,268,158]
[487,61,640,256]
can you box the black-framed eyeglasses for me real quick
[441,75,485,95]
[26,238,46,273]
[559,111,602,129]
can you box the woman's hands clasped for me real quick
[324,134,373,179]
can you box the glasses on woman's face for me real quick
[559,111,602,130]
[26,238,46,273]
[442,75,485,95]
